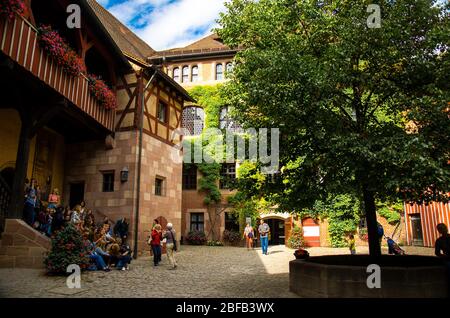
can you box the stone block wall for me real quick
[64,131,183,255]
[0,219,51,268]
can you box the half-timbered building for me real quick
[0,0,193,267]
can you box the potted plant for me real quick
[293,248,310,260]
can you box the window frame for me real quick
[191,65,199,82]
[155,177,165,196]
[190,213,205,232]
[182,165,198,190]
[220,163,236,189]
[157,100,168,124]
[182,65,189,83]
[215,63,223,81]
[102,171,115,193]
[181,106,205,136]
[173,67,180,82]
[225,62,233,77]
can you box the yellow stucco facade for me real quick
[163,57,234,88]
[0,109,65,201]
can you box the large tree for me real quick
[217,0,450,257]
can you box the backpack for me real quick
[169,230,177,251]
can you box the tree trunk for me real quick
[363,188,381,258]
[8,116,32,219]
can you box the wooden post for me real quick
[7,100,63,219]
[8,114,32,219]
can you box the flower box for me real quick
[37,25,86,77]
[0,0,27,20]
[87,75,117,110]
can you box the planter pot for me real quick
[289,255,448,298]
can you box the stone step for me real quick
[0,255,15,268]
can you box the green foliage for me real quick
[377,200,403,224]
[287,226,304,249]
[186,230,207,245]
[197,162,221,205]
[312,195,362,248]
[228,161,274,231]
[217,0,450,254]
[188,85,224,129]
[206,240,224,246]
[44,224,90,274]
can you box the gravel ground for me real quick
[0,245,435,298]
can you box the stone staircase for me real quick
[0,219,51,269]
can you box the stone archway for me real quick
[0,167,15,188]
[156,216,168,229]
[260,213,293,246]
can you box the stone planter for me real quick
[289,255,448,298]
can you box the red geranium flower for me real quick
[0,0,27,20]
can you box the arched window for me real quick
[219,106,241,131]
[182,66,189,83]
[182,107,205,136]
[226,62,233,76]
[216,63,223,81]
[191,66,199,82]
[173,67,180,82]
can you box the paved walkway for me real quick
[0,245,435,298]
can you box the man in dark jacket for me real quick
[114,217,129,242]
[435,223,450,259]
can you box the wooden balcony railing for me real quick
[0,14,115,132]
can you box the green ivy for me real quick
[376,200,402,225]
[188,85,224,129]
[303,194,362,248]
[197,162,221,205]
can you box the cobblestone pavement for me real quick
[0,245,435,298]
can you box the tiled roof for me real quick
[86,0,155,60]
[153,33,237,58]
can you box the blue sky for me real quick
[97,0,227,51]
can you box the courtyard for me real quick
[0,245,435,298]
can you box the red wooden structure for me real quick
[404,202,450,247]
[0,13,115,131]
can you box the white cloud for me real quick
[97,0,110,6]
[105,0,227,51]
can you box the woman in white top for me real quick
[243,223,254,250]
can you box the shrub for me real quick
[185,230,207,245]
[206,240,224,246]
[222,229,241,243]
[287,226,304,249]
[0,0,27,20]
[44,224,90,274]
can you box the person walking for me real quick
[243,223,254,250]
[151,224,162,266]
[258,219,270,255]
[163,223,178,269]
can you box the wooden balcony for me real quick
[0,14,115,132]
